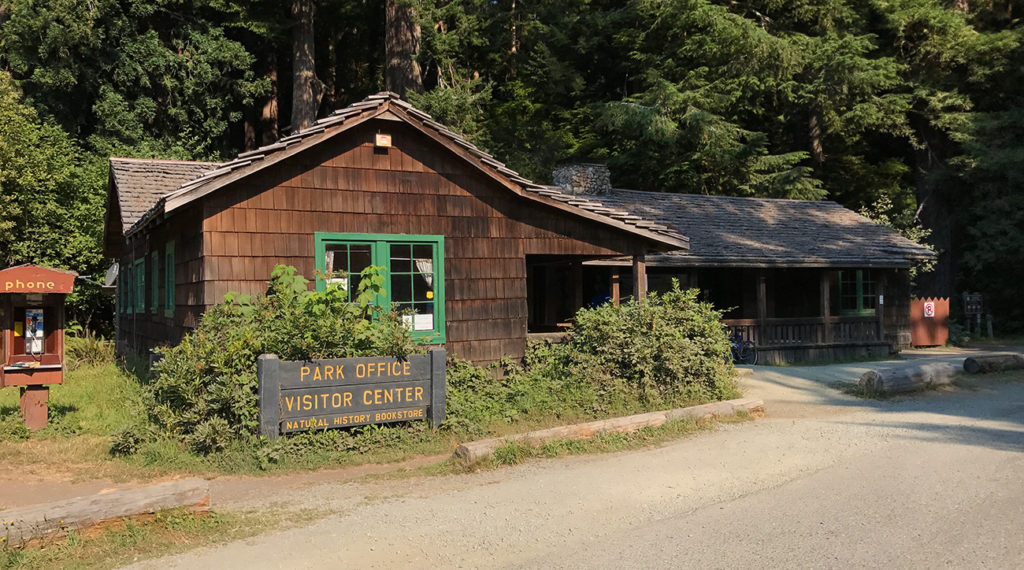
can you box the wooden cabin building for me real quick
[105,93,932,366]
[103,93,689,364]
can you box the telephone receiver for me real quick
[25,309,43,356]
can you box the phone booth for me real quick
[0,265,77,430]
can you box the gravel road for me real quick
[125,353,1024,569]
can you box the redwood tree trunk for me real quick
[385,0,423,99]
[809,113,825,164]
[291,0,324,131]
[261,53,279,145]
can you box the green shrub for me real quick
[109,423,154,456]
[146,265,419,453]
[65,332,114,369]
[0,412,30,441]
[443,282,736,435]
[567,284,737,403]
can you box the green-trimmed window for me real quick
[134,258,145,313]
[151,251,160,313]
[165,242,175,318]
[315,233,445,344]
[120,262,130,315]
[839,270,876,316]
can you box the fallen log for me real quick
[859,362,958,394]
[453,398,765,464]
[963,354,1024,374]
[0,478,210,547]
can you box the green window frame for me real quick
[165,242,175,318]
[120,262,130,315]
[151,251,160,314]
[839,269,876,316]
[134,258,145,314]
[314,232,445,344]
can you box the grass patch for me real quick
[483,414,753,468]
[0,508,280,570]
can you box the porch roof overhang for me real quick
[584,253,921,269]
[573,189,934,270]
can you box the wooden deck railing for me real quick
[724,316,882,347]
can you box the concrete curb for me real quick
[452,397,765,464]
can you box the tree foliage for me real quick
[1,0,1022,327]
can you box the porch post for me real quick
[821,271,833,344]
[632,255,647,301]
[757,271,767,342]
[611,271,621,306]
[573,261,583,311]
[876,274,886,342]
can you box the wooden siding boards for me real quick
[116,203,204,352]
[124,120,646,364]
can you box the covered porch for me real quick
[572,263,911,365]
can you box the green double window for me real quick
[134,258,145,313]
[839,269,876,316]
[314,233,445,344]
[165,242,176,318]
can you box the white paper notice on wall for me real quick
[924,301,935,318]
[402,314,435,331]
[327,277,348,291]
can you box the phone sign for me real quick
[923,302,935,318]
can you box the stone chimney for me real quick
[552,161,612,196]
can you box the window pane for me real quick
[862,272,876,310]
[413,244,433,261]
[390,244,412,273]
[325,244,344,273]
[350,244,372,273]
[414,272,434,303]
[411,303,434,331]
[392,273,413,304]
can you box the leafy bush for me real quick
[443,282,737,434]
[567,284,736,403]
[0,412,30,442]
[145,265,419,453]
[110,423,154,456]
[65,332,114,369]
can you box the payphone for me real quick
[0,265,77,430]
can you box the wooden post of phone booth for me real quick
[0,265,77,430]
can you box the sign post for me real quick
[257,349,446,439]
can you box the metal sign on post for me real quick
[963,292,983,315]
[257,349,446,439]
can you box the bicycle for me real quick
[729,329,758,365]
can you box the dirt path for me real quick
[122,348,1024,569]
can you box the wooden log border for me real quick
[0,478,210,547]
[258,348,446,439]
[963,354,1024,374]
[453,398,765,464]
[858,362,958,394]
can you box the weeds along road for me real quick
[127,367,1024,569]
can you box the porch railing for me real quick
[724,316,882,347]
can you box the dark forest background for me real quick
[1,0,1022,331]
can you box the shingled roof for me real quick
[109,157,222,231]
[570,189,934,268]
[108,92,688,251]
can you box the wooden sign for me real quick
[0,265,76,294]
[257,349,445,438]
